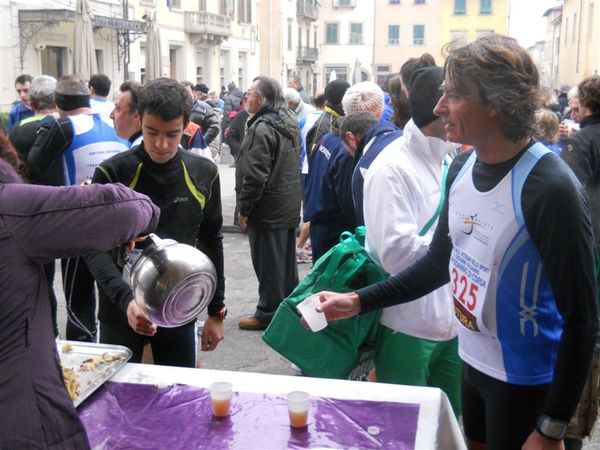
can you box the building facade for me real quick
[1,0,261,113]
[128,0,259,92]
[1,0,131,112]
[7,0,597,114]
[557,0,599,87]
[316,0,375,92]
[439,0,508,50]
[295,0,319,95]
[373,0,442,86]
[540,5,562,90]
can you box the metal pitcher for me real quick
[122,234,217,327]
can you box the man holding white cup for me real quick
[559,86,581,139]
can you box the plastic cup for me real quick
[297,295,327,332]
[563,119,580,135]
[287,391,309,428]
[210,381,232,417]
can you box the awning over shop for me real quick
[18,8,146,70]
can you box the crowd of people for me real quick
[0,32,599,450]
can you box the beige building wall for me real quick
[258,0,284,80]
[543,6,562,90]
[439,0,508,51]
[558,0,600,87]
[373,0,442,85]
[258,1,319,93]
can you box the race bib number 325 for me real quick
[450,247,489,332]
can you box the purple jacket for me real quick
[0,163,159,449]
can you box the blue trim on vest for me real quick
[352,128,403,225]
[511,143,550,227]
[450,151,476,195]
[496,142,559,385]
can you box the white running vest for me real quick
[448,144,562,385]
[63,114,129,185]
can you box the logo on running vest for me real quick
[458,212,493,246]
[173,197,189,203]
[454,299,480,332]
[491,201,506,216]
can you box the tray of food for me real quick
[57,340,132,407]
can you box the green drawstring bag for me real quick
[262,226,388,379]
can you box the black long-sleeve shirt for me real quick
[359,143,599,422]
[27,115,73,186]
[85,144,225,322]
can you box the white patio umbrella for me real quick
[73,0,98,81]
[145,11,163,81]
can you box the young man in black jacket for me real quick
[86,78,226,367]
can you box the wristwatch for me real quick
[209,306,228,320]
[536,415,569,441]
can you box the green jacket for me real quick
[235,107,302,229]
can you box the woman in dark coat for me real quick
[0,131,159,449]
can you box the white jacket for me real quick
[363,120,458,341]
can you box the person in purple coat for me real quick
[0,133,160,449]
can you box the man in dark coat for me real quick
[235,76,302,330]
[560,74,600,449]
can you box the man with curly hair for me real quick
[316,35,599,450]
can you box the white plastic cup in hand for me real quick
[563,119,580,136]
[210,381,232,417]
[297,295,328,332]
[287,391,310,428]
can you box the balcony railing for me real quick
[297,46,318,62]
[184,11,231,38]
[297,1,319,20]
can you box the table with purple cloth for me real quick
[78,363,466,449]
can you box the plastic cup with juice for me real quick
[210,381,233,418]
[287,391,310,428]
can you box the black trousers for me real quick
[61,257,97,342]
[100,320,196,368]
[248,227,299,323]
[461,363,549,450]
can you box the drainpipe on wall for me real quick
[576,0,583,74]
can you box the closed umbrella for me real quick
[73,0,98,81]
[352,58,362,85]
[328,69,337,83]
[145,12,163,80]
